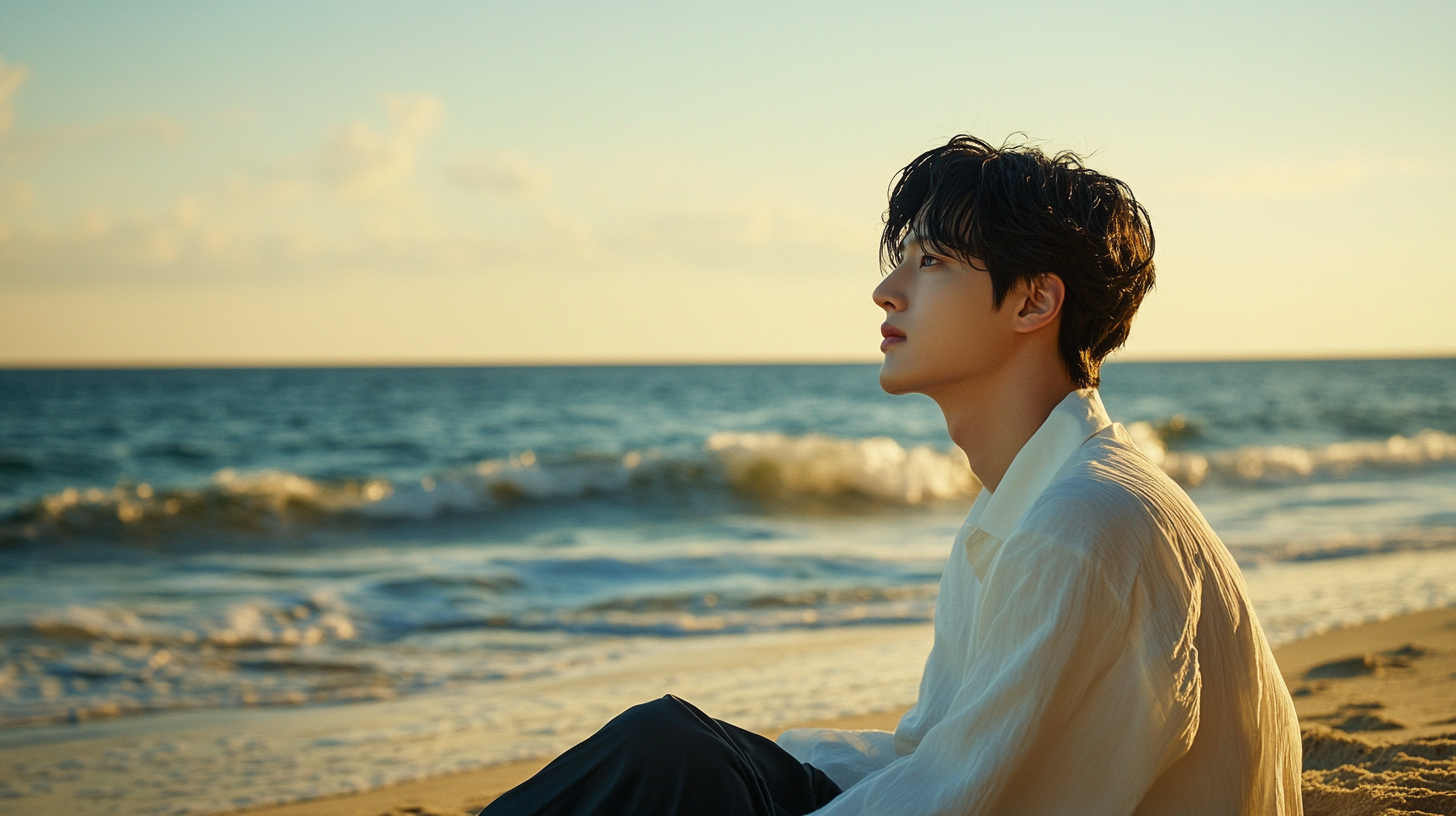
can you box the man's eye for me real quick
[919,255,940,267]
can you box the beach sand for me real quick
[217,709,907,816]
[218,607,1456,816]
[1280,607,1456,815]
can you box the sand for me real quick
[216,710,908,816]
[210,607,1456,816]
[1280,607,1456,815]
[216,709,910,816]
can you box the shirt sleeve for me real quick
[806,519,1180,816]
[775,727,900,789]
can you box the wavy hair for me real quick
[881,135,1156,388]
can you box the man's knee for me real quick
[611,695,696,733]
[604,695,722,757]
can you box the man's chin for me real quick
[877,364,919,396]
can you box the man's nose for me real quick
[872,268,906,312]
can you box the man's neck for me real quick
[930,358,1077,493]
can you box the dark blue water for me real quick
[1,359,1453,728]
[4,360,1453,525]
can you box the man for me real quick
[483,136,1303,815]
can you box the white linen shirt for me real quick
[778,389,1303,815]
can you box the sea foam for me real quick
[705,431,978,504]
[9,427,1456,542]
[1125,424,1456,487]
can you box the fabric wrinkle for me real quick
[778,389,1303,815]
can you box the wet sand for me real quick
[224,606,1456,816]
[0,623,934,815]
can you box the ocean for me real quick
[2,360,1455,813]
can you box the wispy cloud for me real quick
[0,55,27,137]
[321,93,442,199]
[0,84,866,288]
[446,151,549,197]
[4,117,187,160]
[0,54,188,161]
[0,192,866,286]
[0,197,408,284]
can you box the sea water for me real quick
[1,360,1455,811]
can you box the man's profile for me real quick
[481,135,1304,815]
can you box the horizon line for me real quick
[2,350,1454,371]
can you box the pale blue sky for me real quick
[1,1,1452,364]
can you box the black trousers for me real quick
[481,695,842,816]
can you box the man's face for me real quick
[872,235,1020,397]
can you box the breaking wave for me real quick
[1,593,374,728]
[6,425,1455,542]
[1125,424,1456,487]
[1,433,979,542]
[705,431,978,504]
[28,594,359,649]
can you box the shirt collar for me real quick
[961,388,1112,576]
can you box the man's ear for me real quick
[1011,274,1065,334]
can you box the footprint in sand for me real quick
[1302,643,1426,680]
[1310,702,1407,734]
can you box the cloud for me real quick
[0,184,554,286]
[0,55,188,158]
[0,56,27,137]
[3,117,187,160]
[446,151,549,197]
[0,83,865,288]
[0,202,197,279]
[1188,158,1381,199]
[321,93,443,198]
[0,190,870,287]
[1,200,324,284]
[3,92,470,285]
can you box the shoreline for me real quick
[0,623,937,816]
[220,606,1456,816]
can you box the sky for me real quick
[0,1,1452,366]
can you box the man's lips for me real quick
[880,323,906,352]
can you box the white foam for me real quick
[1245,548,1456,645]
[16,434,984,537]
[204,596,357,648]
[0,624,936,815]
[1124,424,1456,487]
[29,593,358,651]
[706,431,980,505]
[30,605,190,645]
[14,428,1455,538]
[12,539,1456,815]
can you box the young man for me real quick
[483,136,1303,815]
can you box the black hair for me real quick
[881,135,1155,388]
